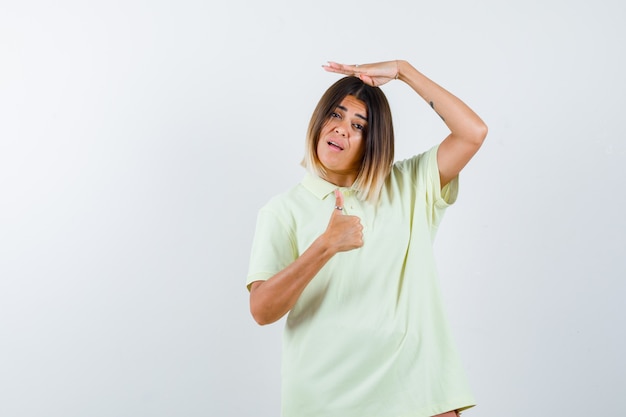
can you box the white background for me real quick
[1,0,624,416]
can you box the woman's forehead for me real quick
[337,95,368,117]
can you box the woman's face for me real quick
[316,95,368,187]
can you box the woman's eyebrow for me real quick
[337,105,367,122]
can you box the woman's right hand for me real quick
[249,189,363,325]
[323,189,364,253]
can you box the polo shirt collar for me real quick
[301,173,354,200]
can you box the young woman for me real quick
[247,59,487,417]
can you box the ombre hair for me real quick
[302,77,394,203]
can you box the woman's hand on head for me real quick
[323,60,401,87]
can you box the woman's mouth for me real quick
[328,141,344,151]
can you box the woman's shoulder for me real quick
[391,144,438,175]
[259,181,312,214]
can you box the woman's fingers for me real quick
[326,189,363,252]
[323,60,399,87]
[334,189,345,212]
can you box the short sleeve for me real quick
[395,144,459,231]
[423,144,459,229]
[246,206,297,290]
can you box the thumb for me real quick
[333,189,345,213]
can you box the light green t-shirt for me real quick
[247,145,475,417]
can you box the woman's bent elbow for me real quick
[250,307,280,326]
[248,280,289,325]
[476,121,488,143]
[250,298,283,326]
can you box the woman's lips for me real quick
[327,140,344,151]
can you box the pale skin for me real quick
[249,60,486,417]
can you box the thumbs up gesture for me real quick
[323,189,364,254]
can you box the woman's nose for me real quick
[334,123,348,136]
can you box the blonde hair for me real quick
[302,77,394,203]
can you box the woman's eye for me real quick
[353,123,364,131]
[330,112,341,119]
